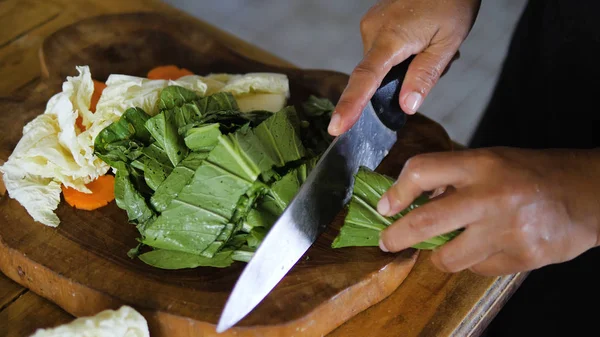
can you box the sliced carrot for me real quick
[62,175,115,211]
[91,80,107,112]
[75,116,85,132]
[76,79,106,131]
[147,65,194,80]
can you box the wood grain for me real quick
[329,251,526,337]
[0,274,26,311]
[0,0,293,96]
[0,12,460,337]
[0,0,61,48]
[0,291,74,337]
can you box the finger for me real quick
[328,36,419,136]
[429,223,500,273]
[398,42,460,114]
[378,151,472,217]
[359,0,396,54]
[468,253,525,277]
[379,190,485,253]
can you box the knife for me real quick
[216,56,416,333]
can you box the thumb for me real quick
[398,44,459,114]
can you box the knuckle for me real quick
[403,156,426,183]
[432,251,453,272]
[503,185,534,210]
[406,210,433,234]
[334,96,354,111]
[359,15,372,35]
[379,23,409,40]
[413,65,442,90]
[472,149,504,170]
[517,247,542,268]
[509,221,537,250]
[386,181,402,200]
[352,62,379,83]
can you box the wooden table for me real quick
[0,0,527,336]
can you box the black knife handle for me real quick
[370,55,416,131]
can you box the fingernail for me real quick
[327,112,341,135]
[377,195,390,215]
[379,238,389,252]
[430,186,446,198]
[404,92,423,113]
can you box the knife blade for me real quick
[216,56,416,333]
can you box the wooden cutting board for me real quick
[0,12,454,337]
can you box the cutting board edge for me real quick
[0,230,419,337]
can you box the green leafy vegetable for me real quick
[196,92,238,114]
[178,110,273,136]
[138,248,236,269]
[140,107,306,258]
[129,143,175,192]
[302,95,335,117]
[183,123,222,151]
[299,95,335,154]
[150,151,208,212]
[112,161,156,227]
[94,107,153,166]
[332,167,462,249]
[145,111,189,166]
[231,246,256,263]
[157,86,199,111]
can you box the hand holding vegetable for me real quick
[328,0,481,136]
[377,147,600,276]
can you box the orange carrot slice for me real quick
[62,175,115,211]
[76,79,106,131]
[75,116,85,132]
[91,80,107,112]
[147,65,194,80]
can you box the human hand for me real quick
[377,147,600,276]
[328,0,481,136]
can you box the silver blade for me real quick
[216,102,398,333]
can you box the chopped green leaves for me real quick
[95,86,322,269]
[298,95,335,155]
[138,248,236,269]
[96,82,453,271]
[141,107,305,258]
[145,111,189,166]
[93,107,152,166]
[302,95,335,117]
[158,86,199,111]
[332,167,462,250]
[112,161,156,227]
[184,123,221,151]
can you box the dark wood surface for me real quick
[0,1,527,337]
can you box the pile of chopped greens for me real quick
[94,86,334,269]
[94,85,459,270]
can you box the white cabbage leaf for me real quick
[29,305,150,337]
[1,66,109,227]
[204,72,290,112]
